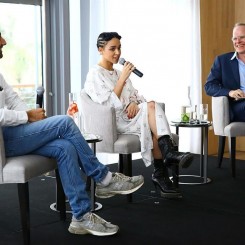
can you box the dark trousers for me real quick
[230,99,245,122]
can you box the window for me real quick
[0,1,42,109]
[73,0,201,154]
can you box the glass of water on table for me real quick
[199,104,208,122]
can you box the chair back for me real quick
[79,89,118,152]
[212,96,230,136]
[0,127,6,183]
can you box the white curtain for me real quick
[70,0,201,162]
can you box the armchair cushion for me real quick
[0,127,57,184]
[80,89,178,155]
[80,90,117,152]
[212,96,245,137]
[212,96,230,136]
[225,122,245,137]
[2,155,56,183]
[114,134,141,153]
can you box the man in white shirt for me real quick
[0,32,144,236]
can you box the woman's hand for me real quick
[119,61,135,83]
[126,102,139,119]
[229,89,245,100]
[27,108,46,122]
[114,61,135,97]
[67,102,78,117]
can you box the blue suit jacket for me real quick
[204,52,240,97]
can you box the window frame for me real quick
[0,0,71,116]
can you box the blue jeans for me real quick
[2,115,109,219]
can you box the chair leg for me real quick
[55,169,66,220]
[217,136,226,168]
[119,154,132,202]
[18,183,30,245]
[85,176,91,191]
[228,137,236,178]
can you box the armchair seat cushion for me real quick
[224,122,245,137]
[114,134,141,154]
[2,155,56,183]
[113,133,178,154]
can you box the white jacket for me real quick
[0,73,28,126]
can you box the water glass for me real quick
[199,104,208,122]
[69,92,77,105]
[190,105,198,124]
[68,92,80,128]
[181,106,191,123]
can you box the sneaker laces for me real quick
[86,212,111,224]
[112,172,131,181]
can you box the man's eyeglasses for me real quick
[231,36,245,42]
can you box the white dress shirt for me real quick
[0,73,28,126]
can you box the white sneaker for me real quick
[68,212,119,236]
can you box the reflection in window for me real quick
[0,3,42,108]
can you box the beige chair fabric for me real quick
[0,127,65,245]
[79,89,179,172]
[212,96,245,177]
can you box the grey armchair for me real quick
[212,96,245,177]
[79,89,179,185]
[0,127,66,245]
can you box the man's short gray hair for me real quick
[234,23,245,28]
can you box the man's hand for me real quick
[126,102,139,119]
[27,108,46,122]
[67,102,78,117]
[229,89,245,100]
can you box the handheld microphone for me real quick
[119,58,143,77]
[36,86,45,108]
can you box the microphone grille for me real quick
[36,86,45,95]
[119,58,126,65]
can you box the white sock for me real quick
[99,171,112,186]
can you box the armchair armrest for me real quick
[79,90,117,153]
[0,127,6,183]
[212,96,230,136]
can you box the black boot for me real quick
[152,159,181,198]
[158,135,193,168]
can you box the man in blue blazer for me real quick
[205,23,245,122]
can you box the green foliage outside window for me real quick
[0,3,42,109]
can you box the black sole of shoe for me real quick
[160,191,183,199]
[180,154,194,168]
[152,179,181,197]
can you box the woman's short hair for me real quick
[97,32,121,49]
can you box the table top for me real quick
[170,120,212,128]
[82,133,103,143]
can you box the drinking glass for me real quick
[199,104,208,122]
[181,106,191,123]
[190,105,198,124]
[68,92,77,105]
[68,92,80,128]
